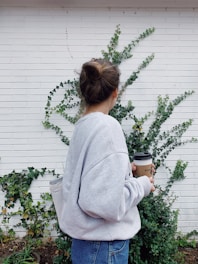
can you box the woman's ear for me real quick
[112,88,118,98]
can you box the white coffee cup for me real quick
[133,152,152,177]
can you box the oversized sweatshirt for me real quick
[60,112,152,241]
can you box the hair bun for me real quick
[83,62,101,81]
[79,58,120,105]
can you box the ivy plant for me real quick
[43,25,155,142]
[0,168,59,238]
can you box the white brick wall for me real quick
[0,2,198,236]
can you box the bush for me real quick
[0,168,58,238]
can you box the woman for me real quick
[60,58,155,264]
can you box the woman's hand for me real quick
[149,176,155,192]
[131,162,136,173]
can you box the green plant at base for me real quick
[0,168,59,238]
[129,190,179,264]
[174,230,198,264]
[2,244,38,264]
[0,167,49,207]
[0,227,15,244]
[176,230,198,248]
[14,192,56,238]
[53,228,72,264]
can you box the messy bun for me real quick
[79,58,120,105]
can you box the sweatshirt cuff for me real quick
[136,176,151,197]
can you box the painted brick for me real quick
[0,4,198,237]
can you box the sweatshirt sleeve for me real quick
[78,152,151,221]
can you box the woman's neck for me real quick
[83,103,110,115]
[83,91,117,116]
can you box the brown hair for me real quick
[79,58,120,105]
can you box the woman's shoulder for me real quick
[104,114,122,130]
[96,113,122,133]
[76,112,123,140]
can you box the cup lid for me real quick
[133,152,152,160]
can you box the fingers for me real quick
[151,184,156,192]
[131,162,136,172]
[151,163,156,176]
[150,176,154,184]
[149,176,155,192]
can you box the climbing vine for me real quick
[43,25,155,142]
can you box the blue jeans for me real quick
[71,238,129,264]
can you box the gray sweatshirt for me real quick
[60,112,152,241]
